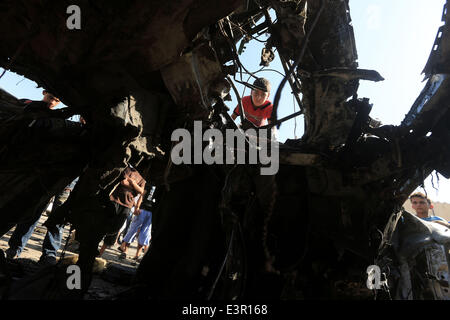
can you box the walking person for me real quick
[98,165,146,257]
[5,178,78,265]
[117,199,153,261]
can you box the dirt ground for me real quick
[0,212,145,299]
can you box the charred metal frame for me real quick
[0,0,449,299]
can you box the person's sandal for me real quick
[117,246,125,253]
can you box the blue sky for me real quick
[344,0,448,204]
[232,1,445,138]
[230,0,448,203]
[0,1,447,203]
[350,0,445,125]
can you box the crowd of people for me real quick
[0,76,275,267]
[1,90,153,267]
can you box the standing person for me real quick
[4,90,77,264]
[231,77,273,129]
[117,199,153,261]
[98,166,146,257]
[409,192,449,226]
[116,195,141,245]
[5,178,78,265]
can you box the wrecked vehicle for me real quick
[374,210,450,300]
[0,0,449,299]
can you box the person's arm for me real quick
[266,105,273,125]
[231,104,240,121]
[127,177,145,195]
[121,176,145,194]
[133,192,145,215]
[431,219,450,227]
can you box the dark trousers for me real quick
[102,203,131,247]
[7,191,67,258]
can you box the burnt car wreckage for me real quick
[0,0,449,300]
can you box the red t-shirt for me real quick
[233,96,273,127]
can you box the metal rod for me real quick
[261,110,303,129]
[264,8,304,112]
[279,56,303,112]
[271,0,327,128]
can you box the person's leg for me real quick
[121,213,143,251]
[40,223,63,261]
[135,212,152,260]
[119,241,130,253]
[98,243,108,257]
[116,220,127,245]
[118,212,134,244]
[104,203,131,259]
[99,232,118,257]
[6,216,40,258]
[118,215,141,259]
[69,230,76,243]
[113,232,121,246]
[124,211,133,234]
[40,191,69,262]
[134,244,144,259]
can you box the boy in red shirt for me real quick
[231,77,273,129]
